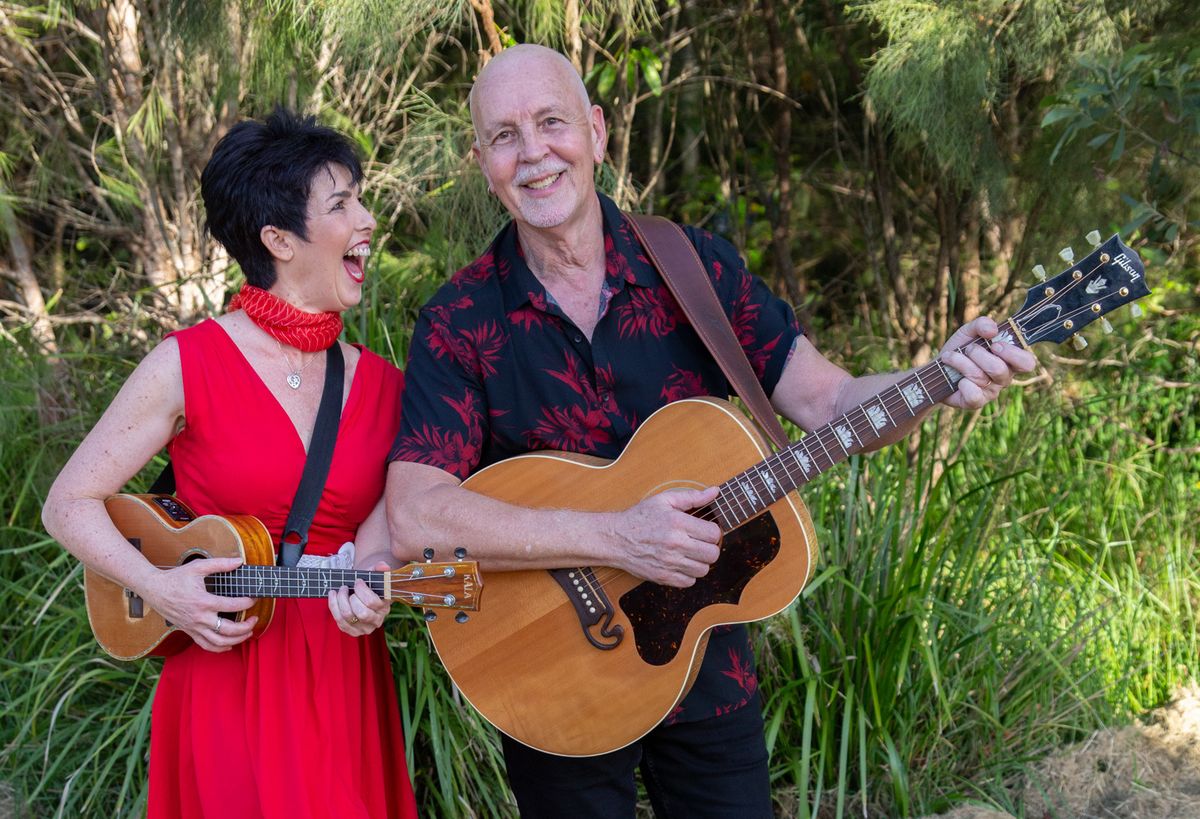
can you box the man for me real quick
[387,44,1035,817]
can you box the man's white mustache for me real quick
[513,165,569,186]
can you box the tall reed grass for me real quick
[1,287,1195,817]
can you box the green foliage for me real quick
[758,323,1200,814]
[1043,42,1200,244]
[3,0,1199,816]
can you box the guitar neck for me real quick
[206,566,387,600]
[707,322,1013,531]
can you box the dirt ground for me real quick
[932,684,1200,819]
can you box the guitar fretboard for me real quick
[205,566,387,599]
[702,325,1012,531]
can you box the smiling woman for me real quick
[40,109,419,818]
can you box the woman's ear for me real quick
[260,225,295,263]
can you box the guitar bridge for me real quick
[549,567,624,650]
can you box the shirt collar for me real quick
[494,193,659,315]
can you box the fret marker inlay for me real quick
[794,450,812,474]
[835,425,854,451]
[760,468,777,494]
[866,404,887,431]
[901,382,926,409]
[739,479,760,507]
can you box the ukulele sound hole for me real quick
[619,512,781,666]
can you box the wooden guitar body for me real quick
[426,397,817,757]
[87,494,276,660]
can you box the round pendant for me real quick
[286,373,302,390]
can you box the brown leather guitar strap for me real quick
[627,213,790,450]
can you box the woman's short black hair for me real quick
[200,108,363,289]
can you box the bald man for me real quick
[386,44,1035,817]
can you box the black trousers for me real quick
[501,697,773,819]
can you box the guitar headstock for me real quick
[390,560,483,612]
[1013,233,1150,349]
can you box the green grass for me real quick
[1,305,1196,817]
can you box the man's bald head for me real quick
[469,45,592,140]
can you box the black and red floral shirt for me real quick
[392,193,802,724]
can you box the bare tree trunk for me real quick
[759,0,801,304]
[609,28,638,207]
[469,0,502,61]
[0,207,75,422]
[101,0,185,319]
[960,194,982,325]
[0,212,57,357]
[676,0,701,185]
[564,0,583,72]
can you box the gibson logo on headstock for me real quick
[1112,253,1140,279]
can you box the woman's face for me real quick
[273,163,376,313]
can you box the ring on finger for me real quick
[214,616,223,634]
[349,615,359,625]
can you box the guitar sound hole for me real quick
[619,512,781,666]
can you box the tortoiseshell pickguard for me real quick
[619,512,781,666]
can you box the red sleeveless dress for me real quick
[147,319,418,819]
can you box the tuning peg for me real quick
[1032,264,1047,282]
[1101,317,1114,334]
[1059,246,1075,264]
[422,547,434,562]
[1130,303,1144,318]
[424,610,438,622]
[1070,334,1088,351]
[454,547,467,560]
[1086,230,1102,248]
[455,612,469,623]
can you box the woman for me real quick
[42,109,418,818]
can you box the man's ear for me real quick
[589,104,608,165]
[473,141,496,195]
[260,225,295,263]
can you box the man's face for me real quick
[471,54,606,233]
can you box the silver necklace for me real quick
[276,340,318,390]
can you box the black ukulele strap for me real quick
[278,342,344,567]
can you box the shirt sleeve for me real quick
[388,302,489,480]
[683,227,803,397]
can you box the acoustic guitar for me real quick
[426,233,1150,756]
[88,493,483,660]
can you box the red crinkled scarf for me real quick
[227,285,342,351]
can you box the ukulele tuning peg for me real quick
[1101,317,1114,334]
[455,612,469,624]
[454,547,468,560]
[422,547,435,562]
[1070,333,1089,351]
[1058,246,1075,264]
[1130,302,1144,318]
[1086,230,1102,248]
[424,610,438,622]
[1032,264,1047,282]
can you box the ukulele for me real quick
[87,493,483,660]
